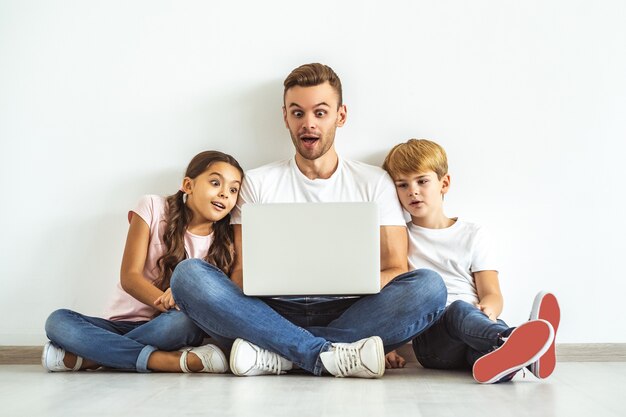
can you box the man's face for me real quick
[283,82,346,161]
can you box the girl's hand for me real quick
[476,303,498,322]
[154,288,179,311]
[385,350,406,369]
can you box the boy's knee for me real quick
[448,299,472,311]
[445,300,475,320]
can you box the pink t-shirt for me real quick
[104,195,214,321]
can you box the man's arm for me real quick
[229,224,244,289]
[380,225,408,288]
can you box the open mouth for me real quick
[212,202,225,210]
[299,134,320,146]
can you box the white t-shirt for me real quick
[104,195,214,322]
[407,219,498,306]
[231,156,405,226]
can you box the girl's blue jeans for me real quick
[170,259,448,375]
[44,308,206,372]
[412,299,511,369]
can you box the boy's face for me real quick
[393,170,450,221]
[282,81,347,161]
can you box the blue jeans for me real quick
[170,259,447,375]
[44,308,206,372]
[412,299,511,369]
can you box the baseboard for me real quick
[2,343,625,365]
[554,343,626,362]
[396,343,626,364]
[0,346,44,365]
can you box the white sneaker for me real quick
[319,336,385,378]
[41,341,82,372]
[179,344,229,373]
[229,339,293,376]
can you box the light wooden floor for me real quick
[1,362,624,417]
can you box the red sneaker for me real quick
[472,319,554,384]
[528,291,560,379]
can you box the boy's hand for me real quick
[475,303,498,322]
[385,350,407,369]
[154,288,180,311]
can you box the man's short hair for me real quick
[283,63,343,107]
[383,139,448,180]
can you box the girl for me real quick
[43,150,243,373]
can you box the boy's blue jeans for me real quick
[412,299,511,369]
[170,259,447,375]
[44,308,206,372]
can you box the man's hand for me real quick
[154,288,179,311]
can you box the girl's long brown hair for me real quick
[154,151,243,290]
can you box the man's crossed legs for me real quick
[171,259,447,378]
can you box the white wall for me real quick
[1,0,625,345]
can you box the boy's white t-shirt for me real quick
[407,219,498,306]
[230,156,405,226]
[103,195,214,322]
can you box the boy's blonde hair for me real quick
[382,139,448,180]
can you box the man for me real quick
[171,63,446,378]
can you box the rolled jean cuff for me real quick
[136,345,158,373]
[312,341,333,376]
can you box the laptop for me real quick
[241,202,380,296]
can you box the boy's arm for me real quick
[474,270,503,322]
[380,225,409,288]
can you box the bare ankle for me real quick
[185,352,203,372]
[63,352,77,369]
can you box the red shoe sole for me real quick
[473,320,553,384]
[531,292,560,378]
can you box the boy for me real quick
[382,139,561,383]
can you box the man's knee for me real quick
[403,268,447,308]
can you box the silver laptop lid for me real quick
[242,202,380,296]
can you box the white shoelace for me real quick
[333,344,363,377]
[256,349,283,374]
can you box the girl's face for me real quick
[183,161,242,225]
[393,170,450,223]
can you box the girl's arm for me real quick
[474,270,503,322]
[120,213,167,312]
